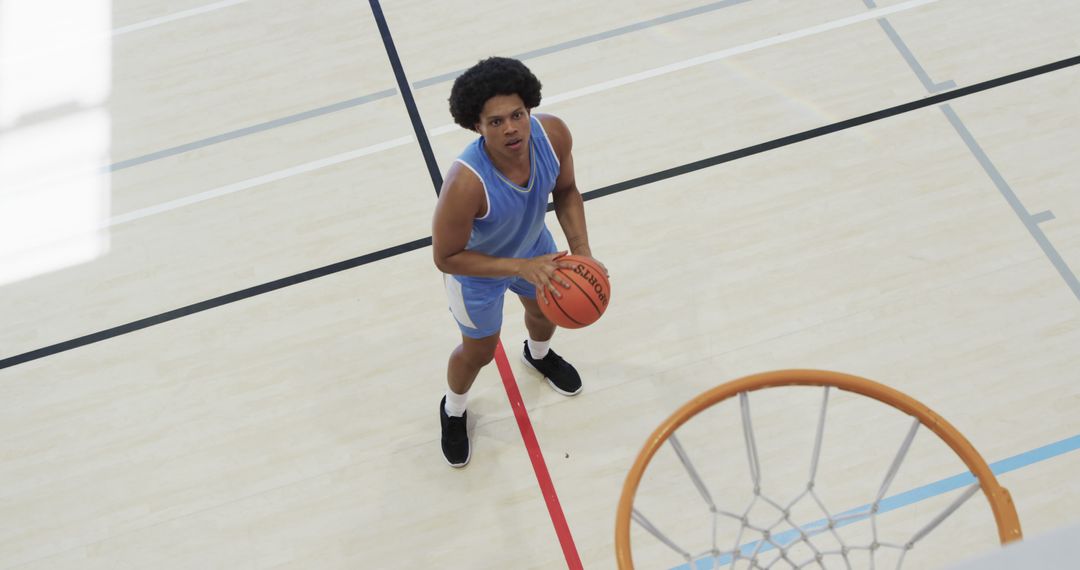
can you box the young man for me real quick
[432,57,604,468]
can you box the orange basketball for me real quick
[537,255,610,328]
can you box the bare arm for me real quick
[432,162,522,277]
[539,114,601,263]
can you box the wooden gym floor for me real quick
[1,0,1078,567]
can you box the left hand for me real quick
[573,252,609,278]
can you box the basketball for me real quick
[537,255,610,328]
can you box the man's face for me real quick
[475,94,530,159]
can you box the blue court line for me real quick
[667,433,1080,569]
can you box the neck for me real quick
[484,141,529,171]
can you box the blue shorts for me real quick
[444,235,557,339]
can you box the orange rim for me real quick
[615,369,1022,569]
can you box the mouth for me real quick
[506,139,523,150]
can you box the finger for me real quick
[543,265,571,288]
[551,250,568,260]
[591,258,610,277]
[537,284,549,305]
[548,274,565,297]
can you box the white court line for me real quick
[108,136,413,226]
[543,0,941,105]
[109,0,939,227]
[112,0,255,36]
[0,0,255,69]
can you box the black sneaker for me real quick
[521,341,583,396]
[440,396,470,468]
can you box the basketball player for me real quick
[432,57,605,468]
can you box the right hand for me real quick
[518,251,575,305]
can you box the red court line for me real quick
[493,340,583,570]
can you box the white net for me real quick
[629,387,989,569]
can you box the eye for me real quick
[512,111,522,119]
[491,119,501,126]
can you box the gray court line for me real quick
[108,89,397,171]
[867,3,1080,302]
[1031,210,1056,224]
[863,0,955,93]
[940,104,1080,301]
[412,0,752,88]
[877,19,956,92]
[107,0,749,172]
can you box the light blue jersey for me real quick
[444,115,562,338]
[457,114,560,263]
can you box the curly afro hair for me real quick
[449,57,542,131]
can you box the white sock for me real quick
[527,338,550,359]
[445,388,469,417]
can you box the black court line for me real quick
[2,54,1077,371]
[369,0,443,194]
[571,53,1080,204]
[107,1,750,172]
[372,6,584,562]
[0,238,431,370]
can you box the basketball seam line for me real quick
[549,292,588,327]
[561,264,606,317]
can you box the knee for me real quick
[460,343,496,369]
[523,304,546,322]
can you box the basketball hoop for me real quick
[615,370,1022,569]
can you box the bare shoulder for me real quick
[437,161,486,217]
[441,161,483,198]
[534,112,573,157]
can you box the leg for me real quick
[440,334,497,469]
[440,275,510,467]
[443,274,506,395]
[517,294,582,396]
[519,295,556,343]
[446,333,500,394]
